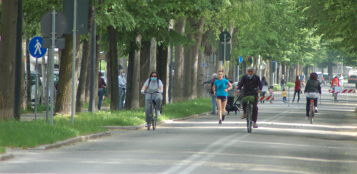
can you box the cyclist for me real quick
[212,70,232,124]
[304,73,321,120]
[236,66,262,128]
[140,71,163,127]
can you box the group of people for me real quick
[97,70,127,110]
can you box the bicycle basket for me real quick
[306,92,319,99]
[242,96,255,103]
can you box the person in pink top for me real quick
[269,86,274,104]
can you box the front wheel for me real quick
[246,103,252,133]
[152,107,157,130]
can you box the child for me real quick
[269,86,274,104]
[282,88,287,103]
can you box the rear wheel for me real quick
[310,103,314,124]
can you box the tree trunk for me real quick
[278,62,282,84]
[54,34,80,115]
[128,35,141,110]
[265,60,270,84]
[76,4,93,112]
[328,61,333,80]
[197,28,211,98]
[150,38,157,72]
[107,26,119,110]
[173,18,186,102]
[85,57,91,102]
[26,38,31,106]
[139,41,150,107]
[106,52,111,98]
[203,42,213,97]
[125,50,135,110]
[182,48,190,101]
[157,43,168,105]
[190,16,205,99]
[0,0,18,120]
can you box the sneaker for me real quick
[253,122,258,128]
[315,107,318,113]
[241,113,246,119]
[222,115,225,121]
[219,120,222,124]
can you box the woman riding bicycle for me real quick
[140,71,164,126]
[212,69,232,124]
[236,66,262,128]
[304,73,321,120]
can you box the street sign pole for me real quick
[238,65,240,82]
[46,51,50,121]
[71,0,77,124]
[35,56,38,120]
[50,9,56,125]
[224,34,226,77]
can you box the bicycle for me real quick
[306,92,319,124]
[143,92,160,131]
[241,89,258,133]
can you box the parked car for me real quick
[348,74,357,84]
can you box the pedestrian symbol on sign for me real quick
[34,40,42,55]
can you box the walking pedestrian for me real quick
[260,76,268,104]
[269,86,274,104]
[282,88,287,103]
[292,76,301,103]
[339,74,344,87]
[118,69,127,110]
[281,74,286,90]
[98,72,106,110]
[202,73,218,114]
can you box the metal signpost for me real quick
[219,31,231,77]
[238,56,243,82]
[29,36,48,121]
[71,0,77,124]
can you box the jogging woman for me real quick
[212,70,232,124]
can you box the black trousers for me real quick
[292,89,300,101]
[306,98,318,116]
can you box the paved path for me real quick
[1,101,357,173]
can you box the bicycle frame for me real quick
[144,92,160,131]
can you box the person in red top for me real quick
[292,76,301,103]
[331,76,340,87]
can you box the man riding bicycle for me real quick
[236,66,262,128]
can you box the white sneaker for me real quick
[253,122,258,128]
[241,113,246,119]
[315,107,318,113]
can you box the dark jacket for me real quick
[237,74,262,93]
[281,78,286,84]
[304,79,321,94]
[203,77,218,94]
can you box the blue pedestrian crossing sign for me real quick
[29,36,47,58]
[239,56,243,63]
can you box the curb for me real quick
[28,131,112,151]
[104,112,210,131]
[0,153,14,162]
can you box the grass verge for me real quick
[21,104,47,114]
[0,98,211,149]
[0,146,5,153]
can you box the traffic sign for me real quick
[239,56,243,63]
[29,36,47,58]
[41,10,68,37]
[219,31,231,42]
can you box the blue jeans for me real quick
[119,88,126,110]
[98,88,104,110]
[281,84,285,90]
[211,94,217,113]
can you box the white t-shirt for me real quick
[144,79,163,99]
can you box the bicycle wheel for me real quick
[152,107,157,130]
[310,103,314,124]
[246,102,252,133]
[148,105,153,131]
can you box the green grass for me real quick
[83,98,110,109]
[0,98,211,150]
[21,104,47,114]
[0,146,5,153]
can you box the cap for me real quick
[246,66,254,71]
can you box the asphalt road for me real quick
[1,101,357,174]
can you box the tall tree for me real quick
[107,25,119,110]
[0,0,18,120]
